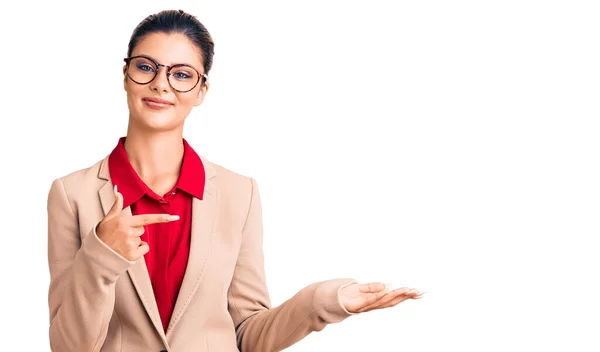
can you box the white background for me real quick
[0,0,599,350]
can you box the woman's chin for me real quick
[133,114,179,131]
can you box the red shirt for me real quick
[108,136,205,332]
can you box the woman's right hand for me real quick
[96,185,180,261]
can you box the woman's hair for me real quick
[127,9,214,86]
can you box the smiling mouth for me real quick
[143,99,173,110]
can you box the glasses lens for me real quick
[128,57,157,84]
[168,65,199,92]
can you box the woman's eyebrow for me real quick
[139,54,196,67]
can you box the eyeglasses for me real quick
[123,55,208,93]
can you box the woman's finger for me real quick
[411,291,426,299]
[356,292,394,312]
[377,288,423,309]
[130,226,145,237]
[381,291,414,308]
[358,287,411,312]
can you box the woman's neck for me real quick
[123,129,184,194]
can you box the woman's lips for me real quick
[143,98,173,110]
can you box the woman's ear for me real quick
[194,82,210,106]
[123,65,128,91]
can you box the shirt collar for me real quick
[178,138,206,199]
[108,136,205,208]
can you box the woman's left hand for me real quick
[339,282,424,314]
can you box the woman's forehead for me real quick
[132,32,204,68]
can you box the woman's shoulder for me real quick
[199,155,257,196]
[49,154,106,190]
[52,156,106,185]
[201,155,248,180]
[47,156,110,210]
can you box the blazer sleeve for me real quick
[227,177,357,352]
[47,178,135,352]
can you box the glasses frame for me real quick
[123,55,208,93]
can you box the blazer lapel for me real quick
[98,157,169,347]
[166,174,219,338]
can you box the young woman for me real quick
[47,9,423,351]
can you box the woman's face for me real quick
[123,32,209,132]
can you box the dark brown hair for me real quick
[127,9,214,86]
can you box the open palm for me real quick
[339,282,423,314]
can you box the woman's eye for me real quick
[137,64,154,72]
[173,71,191,79]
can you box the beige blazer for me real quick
[47,154,356,351]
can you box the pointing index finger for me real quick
[130,214,180,226]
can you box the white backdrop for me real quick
[0,0,599,350]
